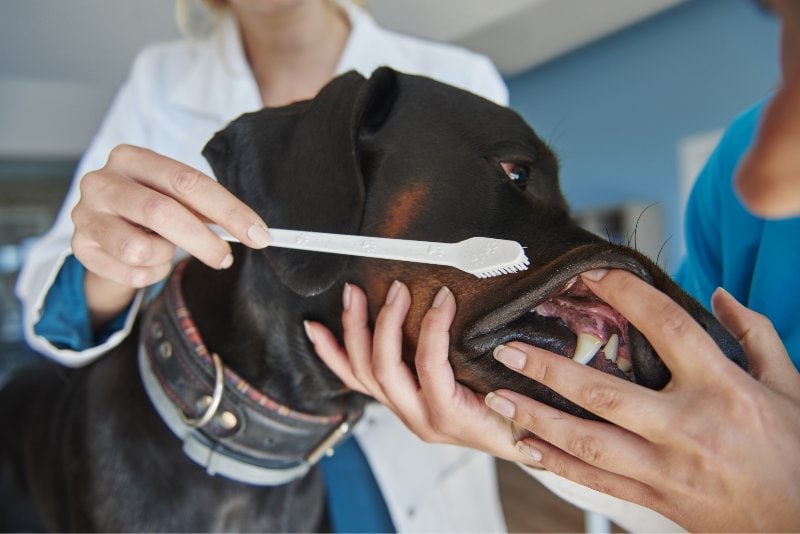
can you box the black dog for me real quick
[0,67,747,531]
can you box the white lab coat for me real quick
[15,2,508,532]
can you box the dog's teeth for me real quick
[603,333,619,362]
[618,357,632,373]
[572,333,603,365]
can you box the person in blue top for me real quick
[307,0,800,530]
[677,99,800,366]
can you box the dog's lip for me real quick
[465,250,653,340]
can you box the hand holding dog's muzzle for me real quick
[487,269,800,532]
[305,281,540,468]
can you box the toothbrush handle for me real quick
[269,229,454,267]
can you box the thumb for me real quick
[711,287,794,383]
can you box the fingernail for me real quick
[714,286,733,299]
[485,392,516,418]
[493,344,526,370]
[220,253,234,269]
[247,223,271,248]
[343,283,352,311]
[303,320,315,344]
[516,440,543,462]
[581,268,608,282]
[432,286,451,308]
[385,280,401,305]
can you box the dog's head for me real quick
[204,67,747,418]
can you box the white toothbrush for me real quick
[209,225,529,278]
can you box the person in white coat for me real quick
[15,0,510,531]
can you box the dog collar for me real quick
[137,260,361,486]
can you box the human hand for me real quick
[305,281,534,465]
[485,269,800,532]
[71,145,271,324]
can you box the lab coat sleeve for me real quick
[354,404,507,533]
[520,465,684,532]
[15,48,159,367]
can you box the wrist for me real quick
[84,270,137,328]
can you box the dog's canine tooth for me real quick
[572,333,603,364]
[603,333,619,362]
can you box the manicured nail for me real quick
[220,253,234,269]
[303,320,315,344]
[493,344,526,370]
[432,286,451,308]
[713,286,734,299]
[516,440,543,462]
[385,280,401,305]
[581,268,608,282]
[247,223,272,248]
[343,283,352,311]
[485,391,516,418]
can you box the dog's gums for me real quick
[465,262,644,388]
[532,275,633,379]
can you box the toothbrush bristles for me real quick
[473,260,529,278]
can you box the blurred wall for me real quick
[0,0,178,159]
[506,0,780,272]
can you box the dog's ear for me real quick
[355,66,398,132]
[202,68,400,296]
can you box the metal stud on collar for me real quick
[180,352,224,429]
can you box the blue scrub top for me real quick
[676,100,800,368]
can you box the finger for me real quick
[412,288,531,454]
[414,287,457,393]
[104,145,271,249]
[487,388,662,485]
[72,233,172,288]
[711,287,795,383]
[72,209,175,268]
[513,433,661,512]
[339,283,376,389]
[494,342,669,437]
[581,269,725,378]
[97,178,235,270]
[357,281,414,409]
[383,286,460,436]
[304,320,370,395]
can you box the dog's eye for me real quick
[500,162,529,190]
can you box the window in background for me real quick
[0,160,75,373]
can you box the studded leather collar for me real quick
[137,260,361,486]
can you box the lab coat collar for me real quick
[333,0,390,77]
[167,0,387,122]
[167,13,261,122]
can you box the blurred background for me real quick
[0,0,780,530]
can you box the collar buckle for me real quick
[306,419,355,466]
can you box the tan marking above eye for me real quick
[381,183,430,237]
